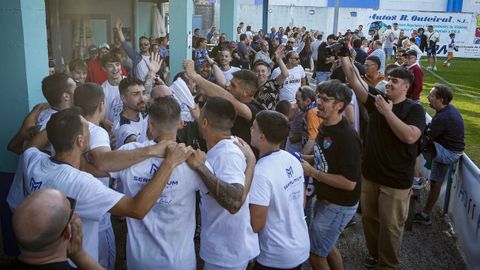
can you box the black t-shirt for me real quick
[314,118,362,206]
[231,99,265,144]
[362,86,426,189]
[0,258,73,270]
[316,42,333,72]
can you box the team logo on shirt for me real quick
[323,136,333,149]
[150,163,159,175]
[286,166,294,178]
[29,177,42,192]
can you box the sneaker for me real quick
[447,63,451,68]
[364,256,378,268]
[433,66,437,71]
[412,177,426,190]
[413,212,432,225]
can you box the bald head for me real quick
[13,189,70,252]
[151,85,173,100]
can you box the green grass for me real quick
[419,57,480,165]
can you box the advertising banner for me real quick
[357,10,480,58]
[448,155,480,268]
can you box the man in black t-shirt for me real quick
[301,80,362,270]
[341,56,425,269]
[183,60,264,145]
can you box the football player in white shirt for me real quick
[110,97,200,270]
[114,77,149,149]
[74,83,175,270]
[249,110,310,269]
[185,97,259,270]
[101,52,124,125]
[19,108,190,263]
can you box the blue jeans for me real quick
[309,200,358,257]
[316,71,331,85]
[427,142,462,182]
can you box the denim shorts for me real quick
[430,142,462,182]
[384,47,393,56]
[309,200,358,257]
[316,71,331,85]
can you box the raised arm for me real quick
[115,18,142,65]
[205,56,227,88]
[273,45,289,86]
[340,56,369,104]
[183,59,253,121]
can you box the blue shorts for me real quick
[384,47,393,56]
[429,142,462,183]
[316,71,331,85]
[309,200,358,257]
[427,47,436,57]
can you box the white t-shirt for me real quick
[21,147,124,261]
[222,66,241,86]
[348,90,360,134]
[37,108,58,130]
[272,65,306,102]
[88,122,113,232]
[110,140,201,270]
[113,113,149,149]
[249,150,309,268]
[200,138,259,267]
[134,55,150,82]
[102,80,123,124]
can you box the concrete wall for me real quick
[379,0,448,11]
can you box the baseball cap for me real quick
[99,43,110,50]
[404,49,417,58]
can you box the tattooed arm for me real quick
[187,139,256,214]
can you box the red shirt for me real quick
[406,64,423,101]
[86,59,128,85]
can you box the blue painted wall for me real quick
[0,0,48,173]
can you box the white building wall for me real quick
[379,0,448,12]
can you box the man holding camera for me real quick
[315,34,336,85]
[341,49,425,269]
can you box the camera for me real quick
[285,44,293,51]
[326,38,350,57]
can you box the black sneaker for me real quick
[413,212,432,225]
[363,256,378,268]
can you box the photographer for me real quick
[340,48,425,269]
[315,34,337,84]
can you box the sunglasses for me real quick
[288,41,295,44]
[59,197,77,237]
[140,43,150,46]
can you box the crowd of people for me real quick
[3,19,465,270]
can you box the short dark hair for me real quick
[46,108,84,153]
[240,33,247,41]
[316,80,352,113]
[74,83,105,117]
[298,86,316,101]
[374,40,383,47]
[366,55,381,69]
[327,34,336,40]
[139,36,149,41]
[119,77,144,96]
[275,100,291,117]
[198,37,206,44]
[68,59,87,72]
[385,64,399,76]
[388,67,414,86]
[352,38,362,48]
[101,52,122,67]
[255,111,289,144]
[232,70,259,96]
[148,96,181,132]
[41,73,72,107]
[253,59,271,70]
[433,84,453,105]
[202,96,237,131]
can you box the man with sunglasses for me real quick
[4,189,104,270]
[116,18,152,81]
[301,80,362,270]
[341,54,425,269]
[19,108,190,264]
[272,51,307,102]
